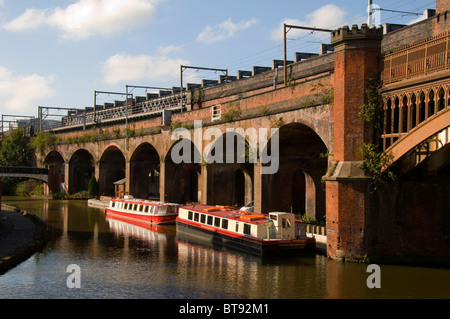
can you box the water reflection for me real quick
[0,198,449,299]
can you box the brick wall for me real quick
[437,0,450,12]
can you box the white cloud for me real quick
[271,4,347,41]
[0,66,55,114]
[102,50,189,85]
[2,0,159,40]
[197,18,259,44]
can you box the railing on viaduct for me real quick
[380,31,450,168]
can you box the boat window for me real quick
[200,214,206,223]
[243,224,251,235]
[158,206,167,215]
[111,202,115,208]
[188,211,193,220]
[194,212,199,222]
[150,206,155,213]
[207,216,213,225]
[167,205,177,214]
[144,205,149,213]
[124,203,128,210]
[214,217,220,227]
[139,205,144,212]
[236,222,239,232]
[222,219,228,230]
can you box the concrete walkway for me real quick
[0,208,46,274]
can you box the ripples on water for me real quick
[0,198,450,299]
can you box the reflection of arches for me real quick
[130,143,160,199]
[69,149,94,194]
[99,146,125,197]
[261,123,327,219]
[43,150,65,193]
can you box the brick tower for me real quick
[325,24,383,261]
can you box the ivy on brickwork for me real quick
[310,82,334,106]
[30,131,61,155]
[358,78,383,128]
[356,78,395,187]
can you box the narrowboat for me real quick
[176,204,316,256]
[105,195,179,225]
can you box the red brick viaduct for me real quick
[36,1,450,263]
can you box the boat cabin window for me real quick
[243,224,251,235]
[235,222,239,232]
[214,217,220,227]
[194,213,199,222]
[188,211,193,220]
[281,218,291,228]
[207,216,213,225]
[269,214,277,220]
[144,205,149,213]
[124,203,129,210]
[158,206,167,215]
[150,206,155,213]
[200,214,206,224]
[222,219,228,230]
[111,202,115,208]
[139,205,144,212]
[167,206,177,214]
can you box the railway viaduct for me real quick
[34,1,450,262]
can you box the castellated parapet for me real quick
[331,24,384,51]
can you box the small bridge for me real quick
[0,166,49,183]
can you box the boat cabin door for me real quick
[268,212,295,239]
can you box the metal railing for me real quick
[58,92,187,130]
[381,32,450,84]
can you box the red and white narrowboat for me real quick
[176,204,316,256]
[106,195,179,225]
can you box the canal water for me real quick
[0,198,450,299]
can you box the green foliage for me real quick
[169,121,181,132]
[259,106,271,116]
[356,142,396,187]
[270,117,284,128]
[0,128,33,166]
[88,174,99,198]
[222,105,242,122]
[298,213,326,226]
[358,78,383,127]
[30,132,61,154]
[310,82,334,106]
[0,128,34,195]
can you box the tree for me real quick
[0,128,34,195]
[88,174,99,199]
[0,128,33,167]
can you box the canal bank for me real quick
[0,205,47,275]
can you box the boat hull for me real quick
[106,208,177,225]
[176,219,315,257]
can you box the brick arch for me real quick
[129,142,160,199]
[164,138,201,204]
[43,150,65,194]
[68,148,95,194]
[98,145,126,197]
[261,122,328,218]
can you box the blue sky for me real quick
[0,0,436,120]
